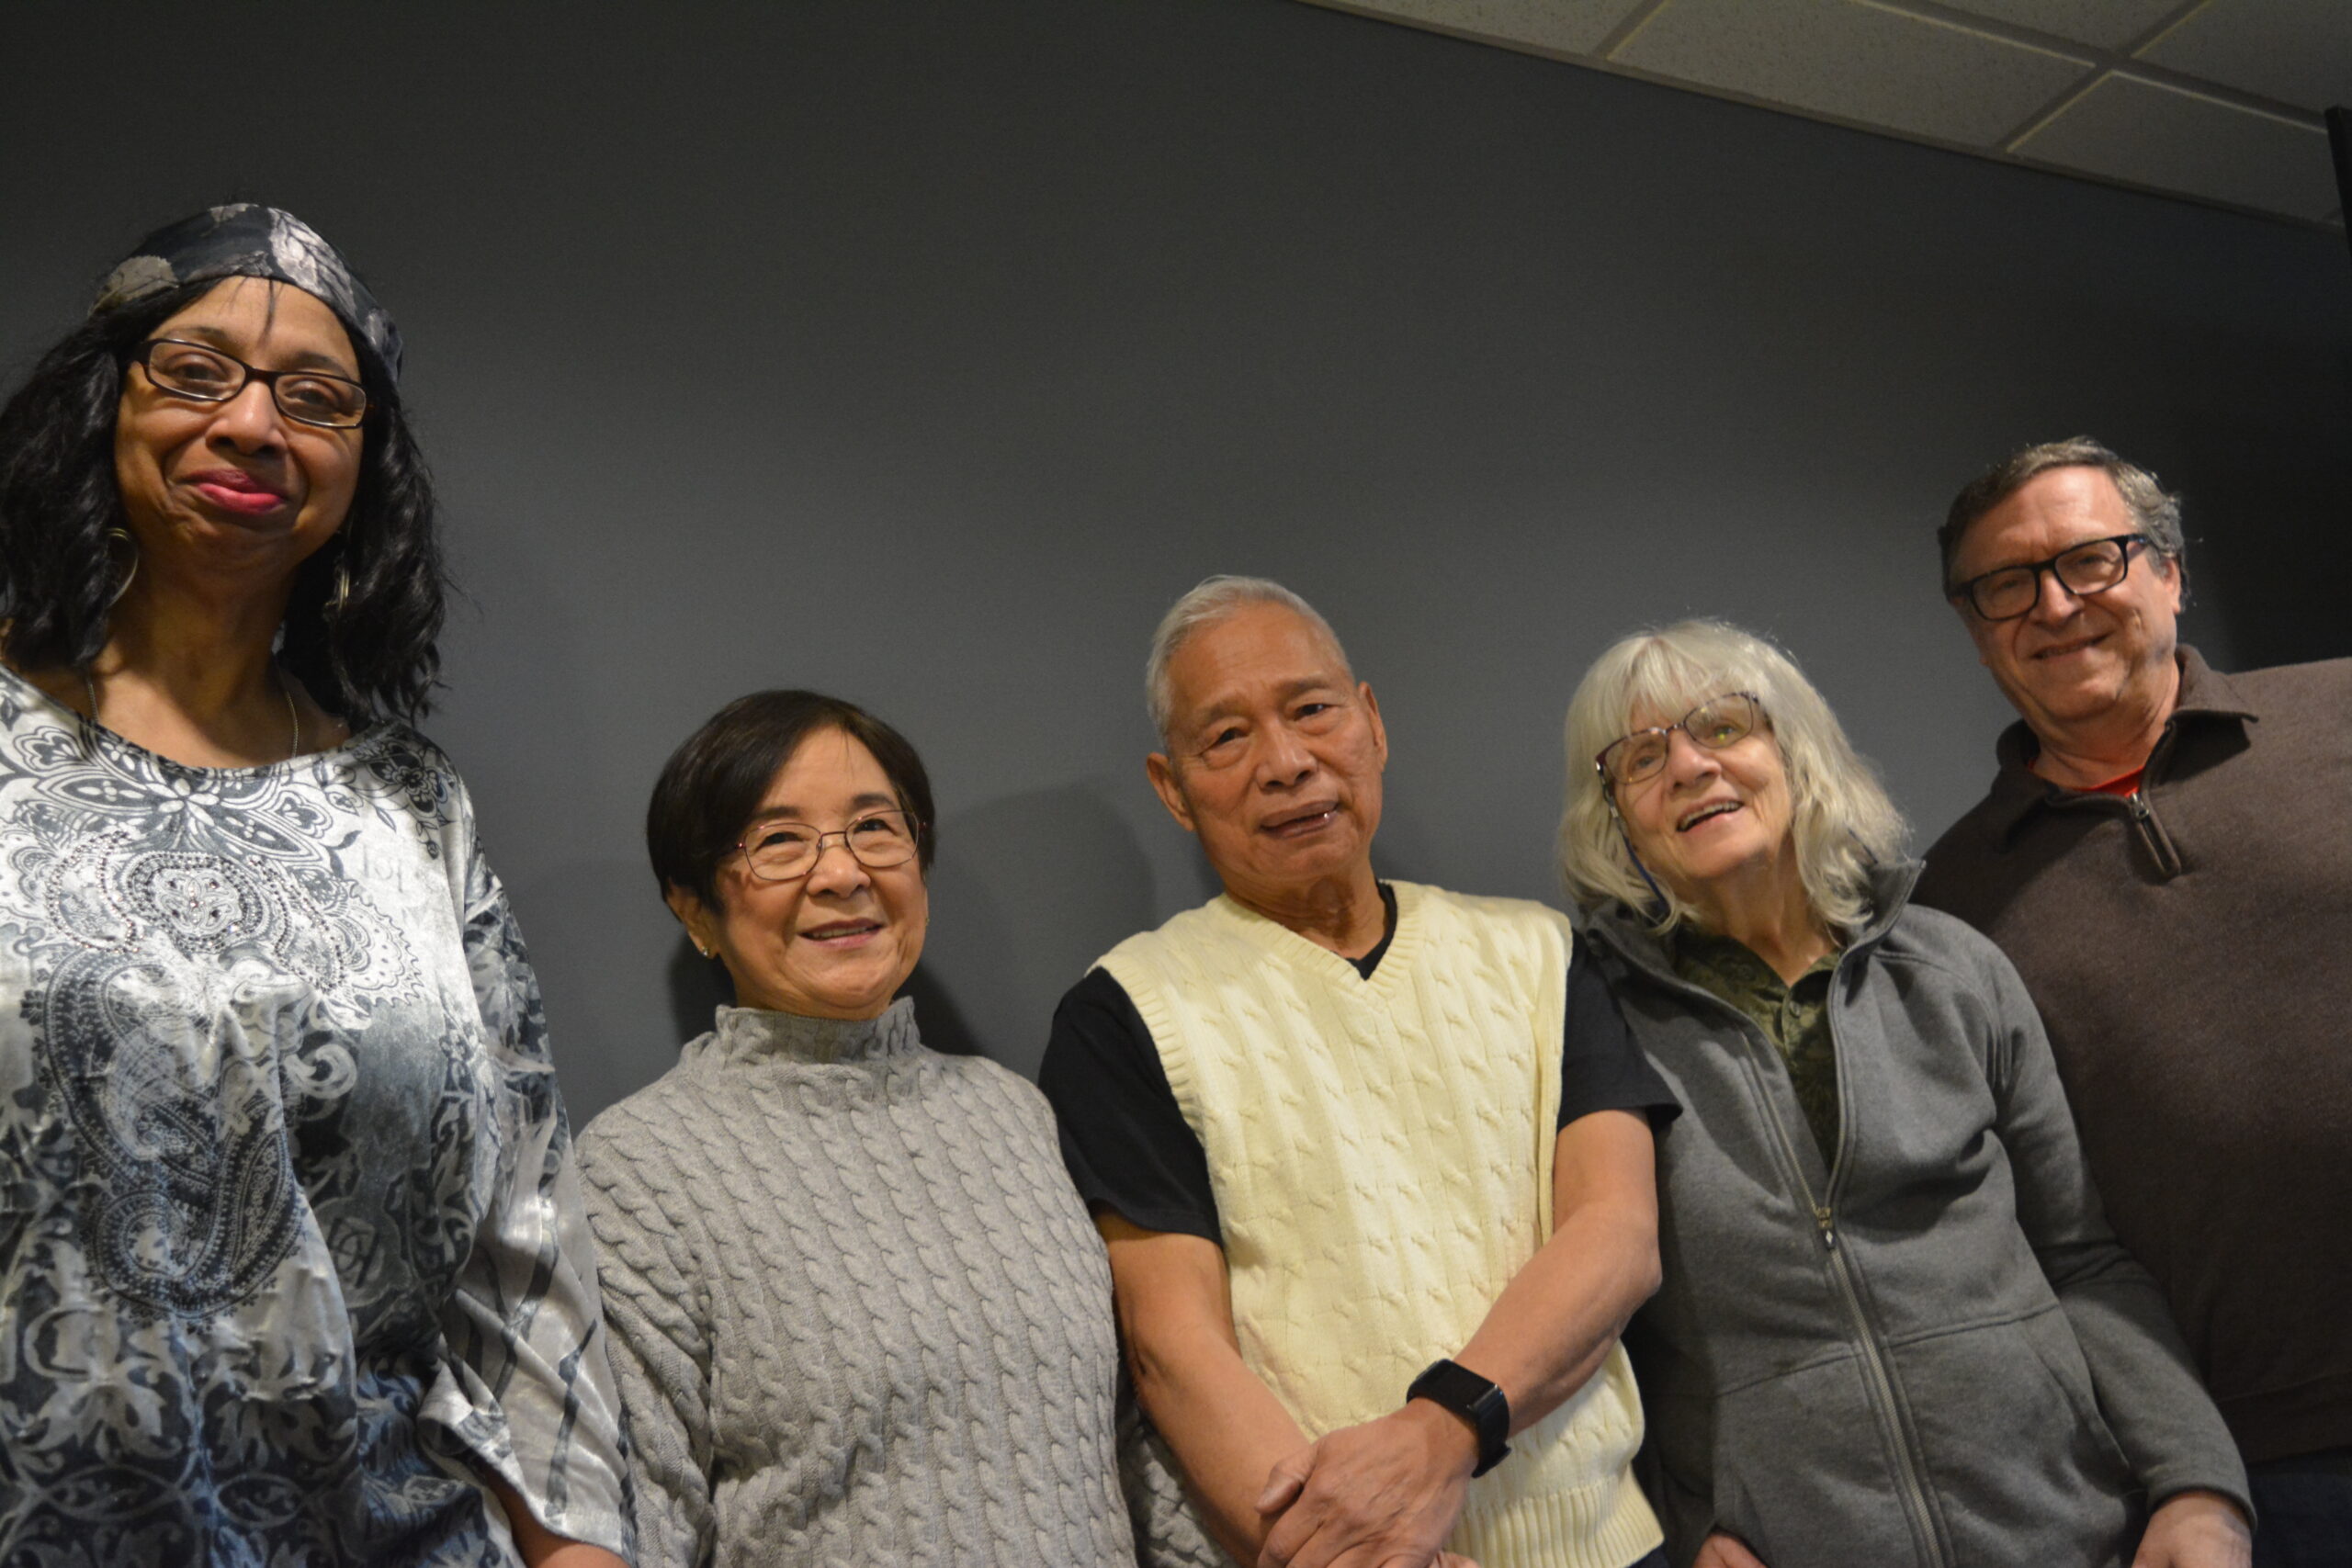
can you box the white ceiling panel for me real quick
[1928,0,2187,51]
[2135,0,2352,111]
[2017,73,2340,220]
[1316,0,1649,57]
[1295,0,2346,226]
[1612,0,2090,146]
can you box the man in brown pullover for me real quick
[1915,436,2351,1568]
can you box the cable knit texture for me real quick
[1099,882,1661,1568]
[577,998,1170,1568]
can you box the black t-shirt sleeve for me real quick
[1037,967,1223,1245]
[1559,942,1680,1132]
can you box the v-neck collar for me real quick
[1211,879,1419,995]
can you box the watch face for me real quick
[1416,1359,1497,1405]
[1409,1360,1512,1476]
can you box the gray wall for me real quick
[6,0,2348,1123]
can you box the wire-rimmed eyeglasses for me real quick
[1595,692,1764,792]
[132,338,370,429]
[737,808,922,883]
[1950,533,2151,621]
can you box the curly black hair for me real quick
[0,277,447,721]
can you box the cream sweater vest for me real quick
[1099,882,1660,1568]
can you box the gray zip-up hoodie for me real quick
[1578,863,2246,1568]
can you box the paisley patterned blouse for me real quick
[0,669,629,1565]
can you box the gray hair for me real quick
[1144,575,1351,743]
[1558,620,1907,938]
[1939,436,2186,595]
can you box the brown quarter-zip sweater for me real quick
[1916,648,2352,1465]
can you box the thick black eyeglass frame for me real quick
[1594,691,1764,793]
[132,338,371,429]
[1949,532,2151,622]
[735,808,922,884]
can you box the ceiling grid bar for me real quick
[1596,0,1679,62]
[2117,0,2222,60]
[1871,0,2322,127]
[1295,0,2346,229]
[1997,69,2113,155]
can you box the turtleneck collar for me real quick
[693,995,922,1068]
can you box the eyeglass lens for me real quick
[1967,537,2136,620]
[1604,694,1759,786]
[742,810,919,882]
[141,341,369,428]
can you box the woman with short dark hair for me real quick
[579,690,1194,1566]
[0,208,628,1566]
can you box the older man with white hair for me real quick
[1041,577,1674,1568]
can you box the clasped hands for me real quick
[1250,1400,1484,1568]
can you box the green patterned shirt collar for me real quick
[1671,927,1843,1164]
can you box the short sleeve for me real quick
[433,817,633,1557]
[1038,969,1223,1245]
[1560,942,1680,1131]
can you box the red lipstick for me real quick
[187,468,289,516]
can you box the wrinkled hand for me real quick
[2132,1490,2251,1568]
[1254,1402,1479,1568]
[1694,1530,1770,1568]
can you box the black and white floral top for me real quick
[0,668,629,1565]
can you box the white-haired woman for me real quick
[1557,620,2250,1568]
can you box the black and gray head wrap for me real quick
[92,204,403,382]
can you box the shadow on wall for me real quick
[917,781,1168,1077]
[903,965,985,1057]
[513,854,695,1125]
[667,937,730,1048]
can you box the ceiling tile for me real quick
[1612,0,2093,146]
[1310,0,1649,57]
[2015,73,2338,219]
[2135,0,2352,111]
[1920,0,2185,51]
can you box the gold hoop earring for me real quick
[327,560,352,622]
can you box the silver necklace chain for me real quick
[81,666,303,763]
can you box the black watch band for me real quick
[1407,1359,1511,1478]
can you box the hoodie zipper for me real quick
[1809,1000,1948,1568]
[1614,931,1950,1568]
[1736,1044,1947,1568]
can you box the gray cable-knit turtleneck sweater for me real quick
[577,998,1200,1568]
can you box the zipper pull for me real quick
[1815,1206,1837,1250]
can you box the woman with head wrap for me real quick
[0,208,630,1566]
[1556,620,2250,1568]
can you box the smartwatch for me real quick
[1407,1359,1511,1477]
